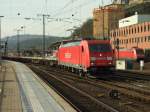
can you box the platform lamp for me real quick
[0,16,4,59]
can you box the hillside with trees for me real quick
[72,18,93,39]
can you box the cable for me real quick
[52,0,79,17]
[47,0,95,36]
[44,0,48,14]
[52,0,97,18]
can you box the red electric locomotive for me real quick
[57,39,113,75]
[114,47,144,61]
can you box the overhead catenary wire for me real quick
[51,0,79,17]
[47,0,97,35]
[52,0,98,18]
[48,0,95,28]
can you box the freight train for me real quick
[3,39,114,76]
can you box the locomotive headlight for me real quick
[91,62,94,65]
[107,57,112,60]
[109,62,112,65]
[91,57,96,61]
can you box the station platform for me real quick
[0,60,76,112]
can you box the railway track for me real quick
[28,64,150,112]
[29,65,119,112]
[38,65,150,102]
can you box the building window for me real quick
[132,28,134,34]
[124,29,125,36]
[145,36,147,42]
[141,26,143,32]
[132,38,134,43]
[135,38,137,43]
[113,32,116,37]
[134,27,136,34]
[129,38,131,43]
[148,36,150,42]
[144,25,147,32]
[148,25,150,31]
[137,37,140,43]
[141,37,143,43]
[138,26,140,33]
[117,31,118,36]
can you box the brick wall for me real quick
[93,4,125,39]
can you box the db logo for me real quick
[65,53,72,58]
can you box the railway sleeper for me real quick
[118,89,150,103]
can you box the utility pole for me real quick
[37,14,50,58]
[0,16,4,59]
[14,28,22,57]
[101,0,105,40]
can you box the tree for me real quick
[72,19,93,39]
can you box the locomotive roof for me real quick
[60,39,110,48]
[61,41,81,47]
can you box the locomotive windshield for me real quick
[89,44,112,52]
[136,49,144,55]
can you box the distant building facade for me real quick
[110,21,150,50]
[93,4,125,39]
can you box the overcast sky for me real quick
[0,0,112,38]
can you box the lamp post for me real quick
[14,27,23,57]
[4,36,9,56]
[0,16,4,59]
[17,29,21,57]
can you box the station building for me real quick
[110,14,150,56]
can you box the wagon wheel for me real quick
[49,61,54,66]
[71,68,74,73]
[79,70,83,77]
[85,72,90,77]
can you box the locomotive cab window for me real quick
[81,46,84,52]
[89,44,112,52]
[136,49,144,55]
